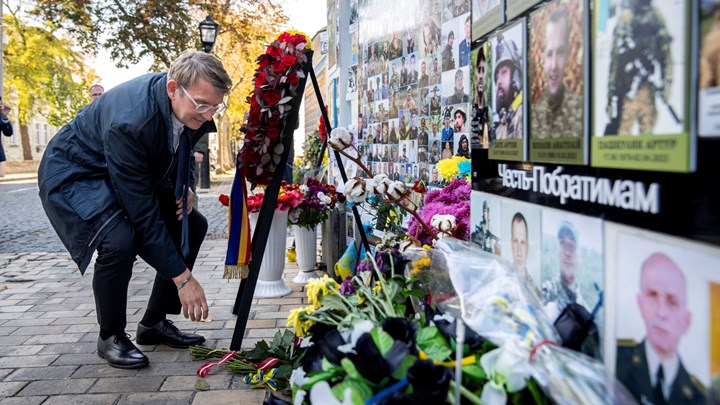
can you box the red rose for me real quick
[281,54,297,67]
[267,46,282,59]
[271,62,286,74]
[412,180,427,194]
[266,115,281,127]
[246,150,261,164]
[266,127,280,139]
[278,32,291,43]
[292,34,307,46]
[287,72,299,86]
[258,55,272,69]
[249,108,262,125]
[255,71,266,87]
[218,194,230,206]
[262,89,281,106]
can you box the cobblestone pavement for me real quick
[0,172,308,404]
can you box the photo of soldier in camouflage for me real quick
[491,21,525,141]
[598,0,681,136]
[540,208,603,335]
[529,1,584,139]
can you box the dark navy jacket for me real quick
[0,119,13,162]
[38,73,215,278]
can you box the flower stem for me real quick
[449,381,483,405]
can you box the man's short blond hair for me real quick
[168,50,232,94]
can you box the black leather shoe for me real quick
[97,334,149,369]
[136,319,205,348]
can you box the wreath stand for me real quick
[230,50,371,350]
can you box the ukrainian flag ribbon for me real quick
[224,170,252,279]
[243,368,279,391]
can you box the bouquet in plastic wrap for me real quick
[408,238,636,405]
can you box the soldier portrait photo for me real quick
[528,0,585,140]
[470,43,493,149]
[469,191,502,255]
[612,229,720,404]
[501,201,541,290]
[540,208,603,335]
[594,0,686,137]
[491,20,525,141]
[699,0,720,137]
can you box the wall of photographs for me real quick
[339,0,720,402]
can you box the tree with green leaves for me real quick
[3,13,98,160]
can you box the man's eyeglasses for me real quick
[180,85,227,114]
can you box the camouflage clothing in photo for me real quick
[532,89,583,138]
[607,0,672,135]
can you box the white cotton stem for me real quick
[455,319,465,405]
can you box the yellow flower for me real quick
[305,276,339,309]
[436,156,470,182]
[373,281,381,295]
[287,307,304,336]
[358,295,366,305]
[410,256,432,276]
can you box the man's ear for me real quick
[167,79,179,99]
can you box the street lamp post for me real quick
[198,15,220,189]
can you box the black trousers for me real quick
[92,198,208,333]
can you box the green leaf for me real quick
[462,364,487,384]
[332,379,373,405]
[341,358,362,380]
[371,328,395,357]
[391,355,417,380]
[302,371,338,389]
[416,326,452,362]
[319,294,349,312]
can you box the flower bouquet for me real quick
[416,238,635,405]
[239,31,312,187]
[287,178,339,230]
[279,251,547,405]
[286,178,339,281]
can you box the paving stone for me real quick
[42,394,120,405]
[0,369,12,380]
[134,362,202,377]
[116,391,194,405]
[16,378,96,396]
[0,381,28,397]
[0,306,33,313]
[3,346,44,357]
[191,389,266,405]
[4,366,78,381]
[24,333,84,345]
[37,342,97,355]
[0,355,58,369]
[51,354,104,367]
[10,325,68,336]
[0,397,48,405]
[246,328,290,338]
[2,318,56,327]
[71,365,139,379]
[88,376,164,393]
[161,375,232,391]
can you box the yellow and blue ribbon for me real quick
[224,170,252,279]
[243,368,279,391]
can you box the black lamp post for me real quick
[199,15,220,53]
[198,15,220,189]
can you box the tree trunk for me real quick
[217,114,234,172]
[20,123,33,161]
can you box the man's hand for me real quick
[193,151,204,164]
[176,190,196,220]
[173,270,209,322]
